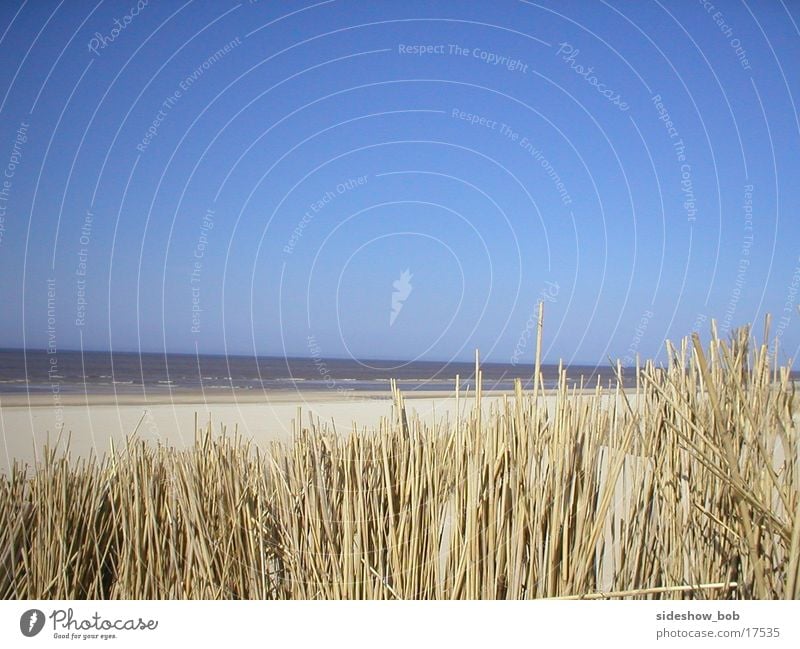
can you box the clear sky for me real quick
[0,0,798,366]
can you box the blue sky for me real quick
[0,0,798,366]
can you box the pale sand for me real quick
[0,389,528,471]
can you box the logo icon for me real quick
[20,609,45,637]
[390,269,413,326]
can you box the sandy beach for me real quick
[0,388,515,471]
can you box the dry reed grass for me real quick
[1,319,798,599]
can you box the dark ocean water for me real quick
[0,349,633,396]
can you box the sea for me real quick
[0,349,630,396]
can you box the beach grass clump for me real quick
[1,321,798,599]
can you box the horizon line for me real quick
[0,346,622,368]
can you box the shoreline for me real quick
[0,385,573,408]
[0,389,397,408]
